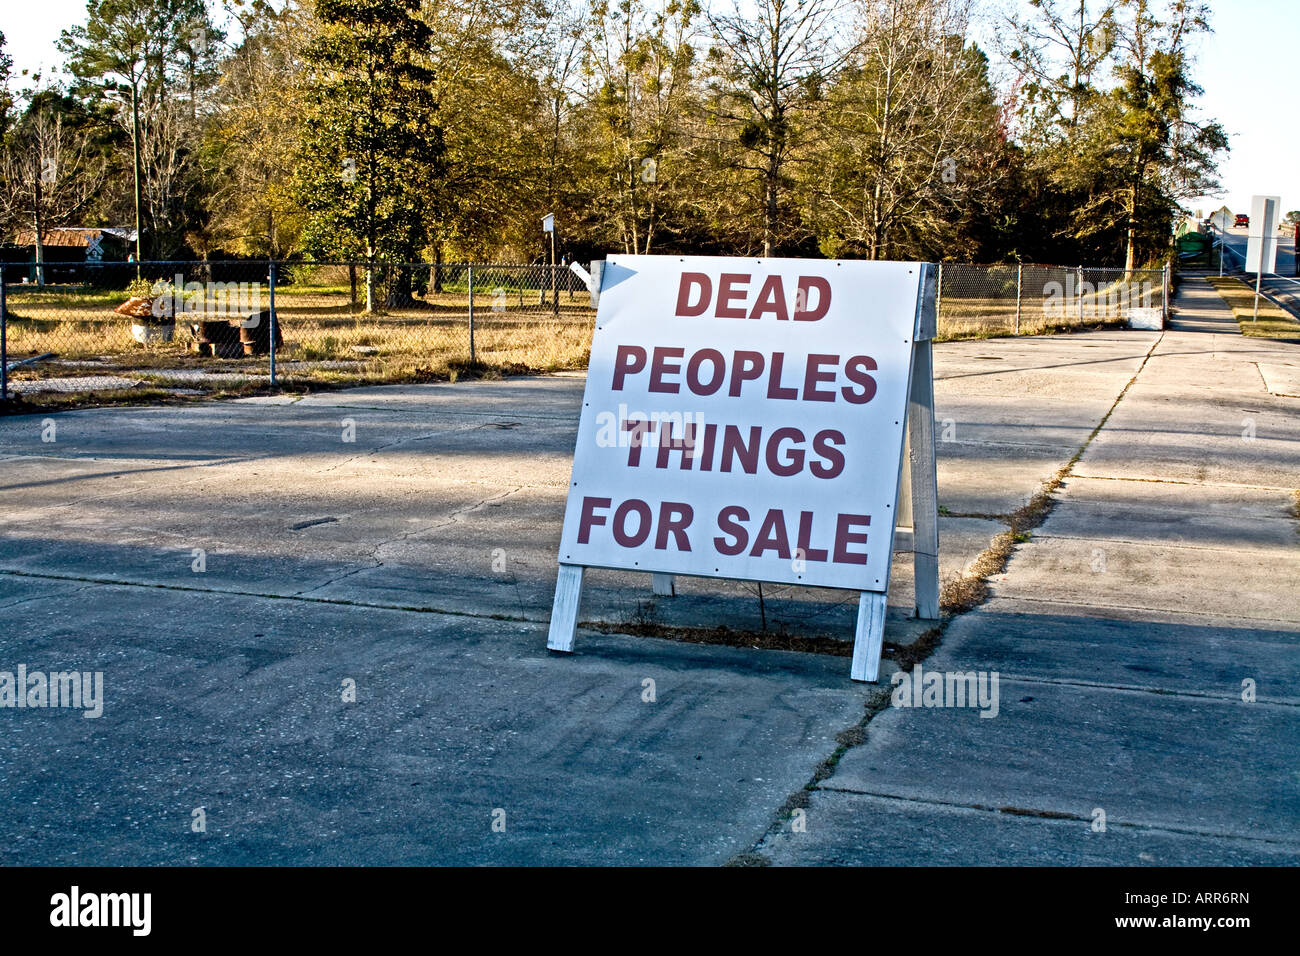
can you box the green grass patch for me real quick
[1205,276,1300,342]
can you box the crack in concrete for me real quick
[1072,472,1299,492]
[0,567,546,624]
[282,486,526,599]
[1029,532,1300,552]
[991,672,1300,708]
[803,788,1300,848]
[0,581,104,611]
[991,592,1300,627]
[735,331,1167,865]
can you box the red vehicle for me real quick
[1235,213,1250,227]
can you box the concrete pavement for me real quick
[757,276,1300,865]
[3,307,1292,865]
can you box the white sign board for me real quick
[557,255,920,593]
[1247,195,1280,274]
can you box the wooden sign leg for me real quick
[909,339,941,620]
[547,564,585,652]
[651,573,676,597]
[897,429,913,531]
[851,591,889,682]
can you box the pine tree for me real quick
[295,0,443,312]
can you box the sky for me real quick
[1,0,1296,217]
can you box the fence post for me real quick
[1015,263,1023,334]
[1162,263,1170,320]
[268,261,277,386]
[1076,265,1083,323]
[934,262,943,329]
[1,268,7,401]
[468,265,476,365]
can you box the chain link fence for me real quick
[1,259,1169,402]
[0,260,594,400]
[936,263,1169,337]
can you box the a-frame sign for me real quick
[547,256,939,682]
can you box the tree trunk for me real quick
[364,244,376,314]
[386,267,415,309]
[1124,183,1138,277]
[764,147,779,258]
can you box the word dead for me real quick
[675,272,831,321]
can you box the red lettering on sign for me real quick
[655,502,694,551]
[766,353,799,400]
[648,347,685,394]
[613,499,653,548]
[714,506,749,556]
[676,273,711,316]
[613,345,647,391]
[765,427,804,477]
[750,509,793,559]
[716,274,751,318]
[578,497,612,544]
[833,514,871,564]
[842,355,878,404]
[810,430,846,479]
[749,275,790,321]
[793,276,831,321]
[795,511,829,563]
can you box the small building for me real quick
[3,227,136,283]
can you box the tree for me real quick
[705,0,846,256]
[1005,0,1122,262]
[0,92,107,284]
[294,0,442,311]
[811,0,1010,261]
[60,0,224,262]
[0,32,14,138]
[579,0,701,254]
[1093,0,1226,269]
[418,0,553,262]
[201,0,309,257]
[1006,0,1118,144]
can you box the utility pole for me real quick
[543,213,557,315]
[130,79,143,276]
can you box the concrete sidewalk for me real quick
[758,277,1300,865]
[3,310,1291,865]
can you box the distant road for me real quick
[1211,224,1300,317]
[1215,223,1297,274]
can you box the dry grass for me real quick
[936,291,1141,341]
[939,467,1069,615]
[3,284,594,391]
[1205,276,1300,342]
